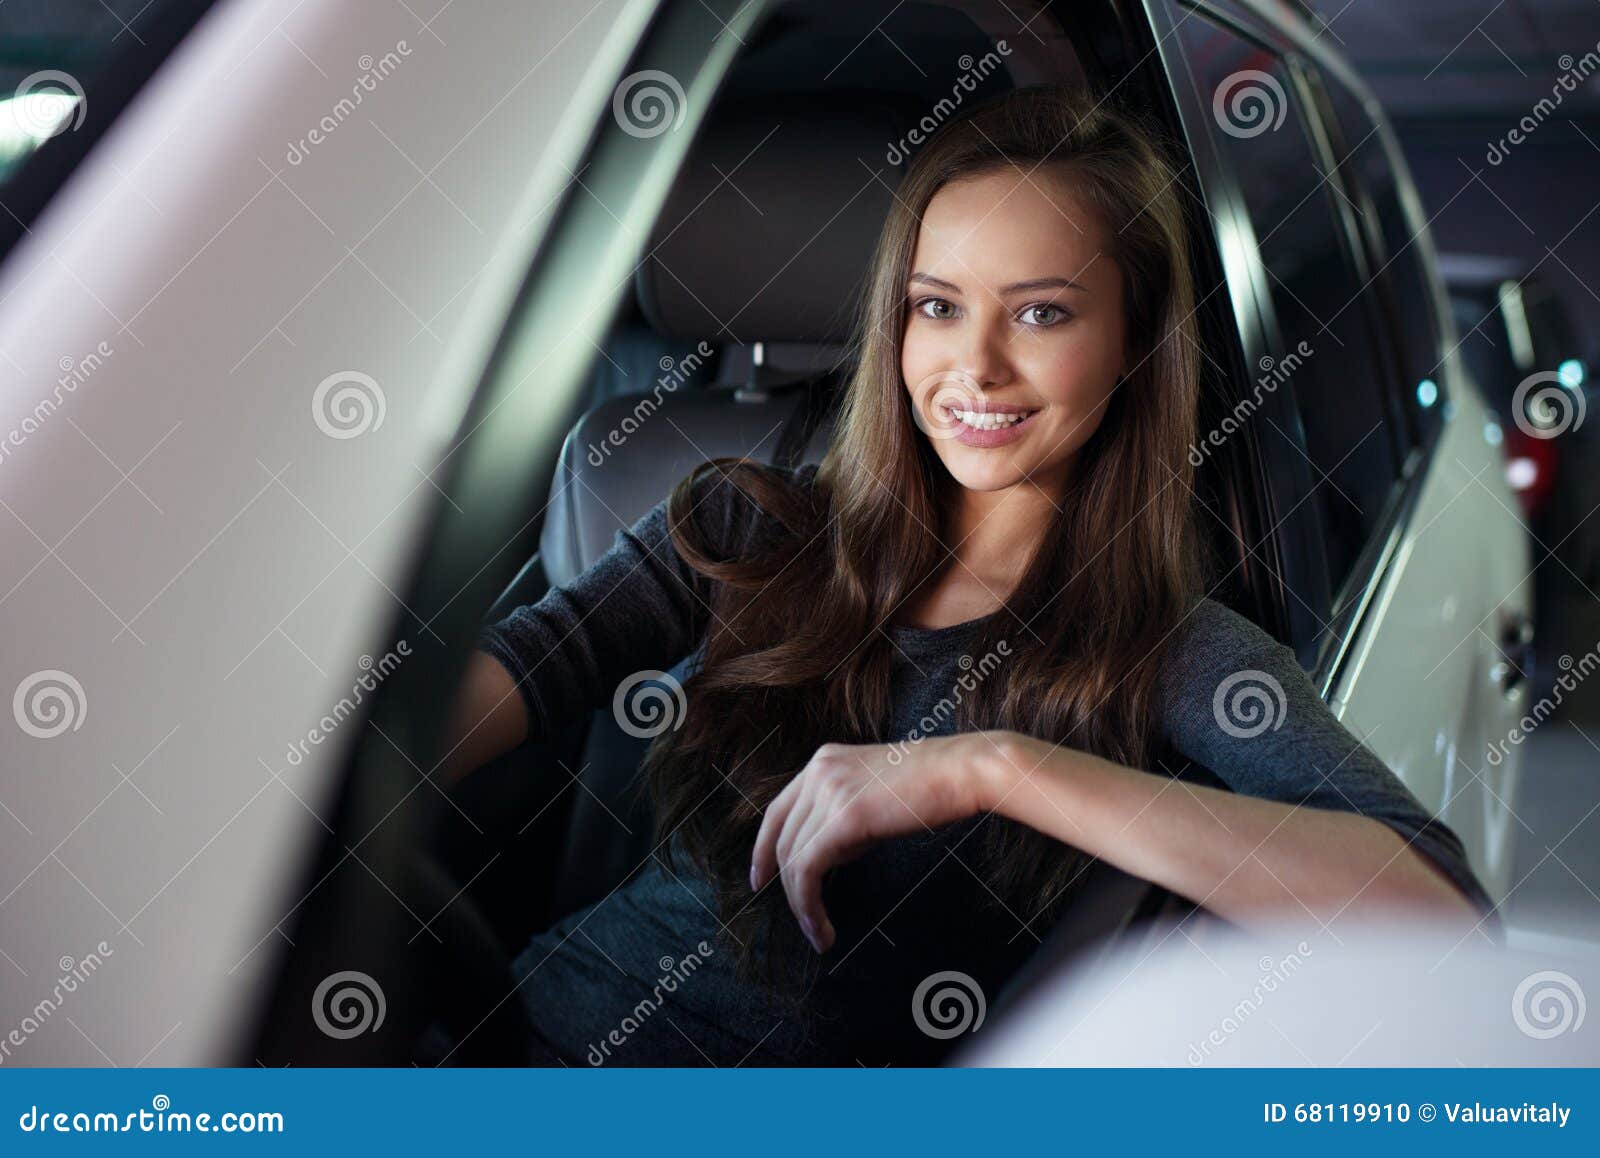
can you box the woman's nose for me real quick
[955,320,1013,389]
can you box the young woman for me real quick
[443,85,1497,1066]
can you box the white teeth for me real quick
[944,407,1032,429]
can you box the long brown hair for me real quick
[642,84,1205,990]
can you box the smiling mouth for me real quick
[940,404,1040,430]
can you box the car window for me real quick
[1174,12,1401,603]
[1318,73,1445,449]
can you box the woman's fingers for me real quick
[750,771,804,890]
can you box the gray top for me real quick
[477,462,1498,1066]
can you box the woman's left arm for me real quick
[978,731,1485,930]
[749,730,1482,953]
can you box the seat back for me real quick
[518,101,908,917]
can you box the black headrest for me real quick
[636,101,908,344]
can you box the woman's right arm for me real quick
[440,649,530,786]
[438,462,770,786]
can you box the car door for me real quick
[1149,0,1529,906]
[0,0,654,1064]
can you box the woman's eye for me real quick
[1021,303,1066,326]
[913,297,956,320]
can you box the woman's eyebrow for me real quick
[908,272,1087,295]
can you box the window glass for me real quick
[1320,75,1445,446]
[1175,14,1400,598]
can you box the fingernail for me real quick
[799,916,818,950]
[749,863,758,890]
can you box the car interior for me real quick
[250,0,1295,1065]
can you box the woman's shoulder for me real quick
[1159,596,1298,687]
[1152,595,1311,741]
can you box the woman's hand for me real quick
[749,732,1011,953]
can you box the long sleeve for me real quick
[1153,597,1502,936]
[476,465,756,740]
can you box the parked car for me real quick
[1440,255,1597,701]
[0,0,1529,1065]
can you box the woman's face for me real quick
[900,164,1128,496]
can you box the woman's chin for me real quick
[940,455,1033,493]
